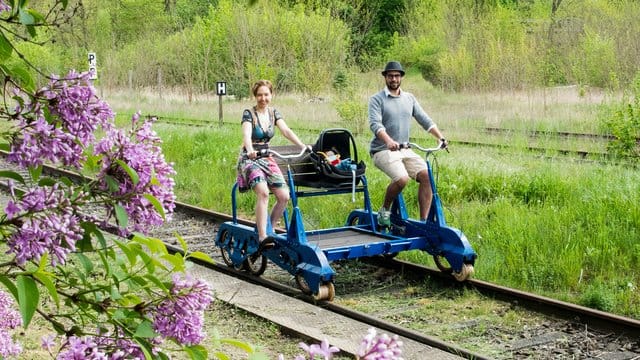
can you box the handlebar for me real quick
[256,146,310,160]
[401,140,448,154]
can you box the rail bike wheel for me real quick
[453,264,475,282]
[433,253,454,274]
[218,230,245,271]
[295,273,313,295]
[295,274,335,301]
[315,282,335,302]
[244,253,268,276]
[434,254,474,281]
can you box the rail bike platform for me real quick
[215,128,476,301]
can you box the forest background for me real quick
[20,0,640,99]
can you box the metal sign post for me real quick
[216,82,227,126]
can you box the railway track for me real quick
[3,157,640,359]
[154,201,640,359]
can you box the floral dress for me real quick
[236,107,287,193]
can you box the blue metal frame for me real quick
[215,150,477,298]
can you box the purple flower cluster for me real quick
[94,112,176,234]
[55,334,147,360]
[356,328,403,360]
[151,273,213,345]
[283,339,340,360]
[8,70,114,168]
[0,0,10,13]
[5,184,82,266]
[0,290,22,358]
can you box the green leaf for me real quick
[114,203,129,229]
[131,233,168,255]
[18,7,35,25]
[26,8,44,23]
[17,275,39,328]
[175,233,188,253]
[160,253,185,271]
[110,285,122,300]
[116,159,139,185]
[6,63,35,93]
[219,338,255,353]
[211,352,231,360]
[0,170,25,184]
[0,275,19,300]
[83,154,101,173]
[184,345,208,360]
[137,250,156,273]
[75,253,94,275]
[134,321,157,338]
[0,34,13,63]
[103,174,118,192]
[187,251,215,264]
[77,222,96,252]
[37,177,57,187]
[143,194,165,221]
[114,239,137,265]
[143,274,169,293]
[28,165,42,181]
[33,270,59,307]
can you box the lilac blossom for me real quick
[41,334,56,353]
[56,334,147,360]
[151,273,213,345]
[298,339,340,359]
[0,290,22,358]
[0,1,10,13]
[356,328,403,360]
[94,112,176,234]
[5,185,82,266]
[7,71,114,169]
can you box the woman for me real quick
[236,80,308,251]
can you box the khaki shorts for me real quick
[372,149,428,182]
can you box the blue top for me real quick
[241,107,283,143]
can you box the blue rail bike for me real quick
[215,128,476,301]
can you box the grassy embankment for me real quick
[105,72,639,319]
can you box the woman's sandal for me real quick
[257,236,276,253]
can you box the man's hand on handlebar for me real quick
[439,138,449,152]
[385,141,400,151]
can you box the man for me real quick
[368,61,448,226]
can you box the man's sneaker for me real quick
[378,207,391,227]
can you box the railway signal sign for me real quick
[216,81,227,96]
[216,81,226,126]
[88,52,97,80]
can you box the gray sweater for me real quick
[368,88,435,154]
